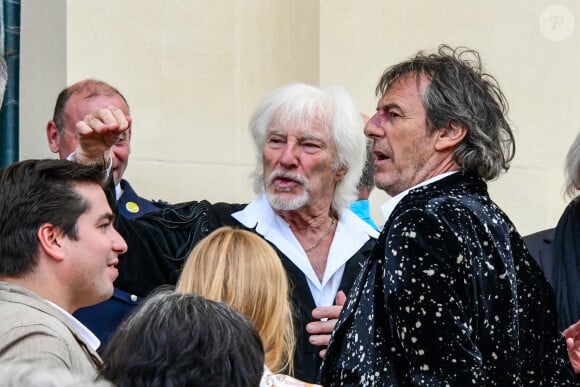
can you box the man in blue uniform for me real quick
[45,79,168,348]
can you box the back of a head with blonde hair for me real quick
[176,227,295,374]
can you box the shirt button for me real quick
[130,294,138,302]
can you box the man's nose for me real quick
[112,229,128,254]
[364,113,382,138]
[279,143,298,167]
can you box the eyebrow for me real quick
[376,102,402,111]
[268,131,324,141]
[98,213,115,223]
[268,130,287,138]
[300,134,325,142]
[268,130,329,149]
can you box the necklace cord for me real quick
[304,217,336,253]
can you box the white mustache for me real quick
[267,170,310,188]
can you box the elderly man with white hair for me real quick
[71,82,378,383]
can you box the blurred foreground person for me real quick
[101,290,264,387]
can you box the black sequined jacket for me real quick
[320,172,575,386]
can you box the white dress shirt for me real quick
[380,171,458,223]
[46,300,100,351]
[232,194,379,307]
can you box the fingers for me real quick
[306,291,348,359]
[73,106,132,164]
[307,318,335,348]
[312,290,346,320]
[563,319,580,339]
[109,106,131,129]
[92,106,130,130]
[307,317,335,348]
[312,304,342,321]
[569,348,580,373]
[307,318,336,335]
[566,335,580,374]
[335,290,347,306]
[75,120,96,137]
[309,333,331,348]
[77,106,131,136]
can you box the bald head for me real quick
[50,79,130,136]
[46,79,132,184]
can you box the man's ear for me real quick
[434,120,467,152]
[335,165,348,181]
[37,224,66,262]
[46,121,61,154]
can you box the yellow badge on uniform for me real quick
[126,201,140,214]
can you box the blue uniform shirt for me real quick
[349,199,378,230]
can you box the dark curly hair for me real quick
[376,44,515,181]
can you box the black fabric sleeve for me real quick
[112,199,214,297]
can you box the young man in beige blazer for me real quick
[0,158,127,377]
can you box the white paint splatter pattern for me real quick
[321,173,574,386]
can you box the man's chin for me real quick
[266,191,309,211]
[99,286,115,303]
[80,287,115,309]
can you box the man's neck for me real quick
[275,206,336,232]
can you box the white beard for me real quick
[266,190,310,211]
[265,170,311,211]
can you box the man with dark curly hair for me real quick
[320,45,575,386]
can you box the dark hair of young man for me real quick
[0,159,104,277]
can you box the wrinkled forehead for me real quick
[267,110,333,140]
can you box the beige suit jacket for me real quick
[0,281,103,377]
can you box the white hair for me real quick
[564,132,580,198]
[249,83,366,211]
[0,57,7,104]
